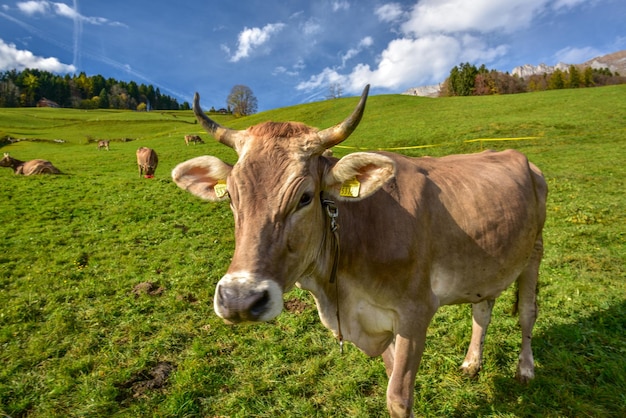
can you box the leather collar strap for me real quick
[321,197,343,353]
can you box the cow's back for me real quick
[21,159,61,175]
[338,149,546,307]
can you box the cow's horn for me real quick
[193,92,239,150]
[318,84,369,149]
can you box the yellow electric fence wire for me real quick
[336,136,541,151]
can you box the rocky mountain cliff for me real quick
[404,49,626,97]
[402,84,442,98]
[511,62,571,78]
[582,50,626,75]
[512,50,626,78]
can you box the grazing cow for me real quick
[184,134,204,145]
[0,153,61,175]
[136,147,158,178]
[97,140,110,151]
[172,86,547,418]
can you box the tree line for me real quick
[0,69,187,110]
[441,63,625,97]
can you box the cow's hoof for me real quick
[460,361,480,378]
[515,364,535,384]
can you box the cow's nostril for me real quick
[249,290,270,318]
[217,285,234,306]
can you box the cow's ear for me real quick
[323,152,395,201]
[172,156,233,201]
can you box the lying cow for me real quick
[136,147,158,178]
[0,152,61,175]
[172,86,547,418]
[184,134,204,145]
[97,140,110,151]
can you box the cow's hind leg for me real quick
[460,299,495,377]
[515,236,542,383]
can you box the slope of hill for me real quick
[0,84,625,418]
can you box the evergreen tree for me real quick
[548,69,565,89]
[98,88,109,109]
[583,67,594,87]
[568,65,581,88]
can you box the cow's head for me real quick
[1,153,12,167]
[172,85,395,323]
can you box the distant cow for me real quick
[136,147,158,178]
[184,134,204,146]
[0,153,61,175]
[172,86,547,418]
[97,140,110,151]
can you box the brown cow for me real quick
[172,86,547,418]
[97,140,110,151]
[184,134,204,145]
[0,153,61,175]
[136,147,158,178]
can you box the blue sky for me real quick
[1,0,625,111]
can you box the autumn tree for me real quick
[22,72,39,106]
[227,84,258,116]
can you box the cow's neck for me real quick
[297,196,399,357]
[8,157,25,172]
[297,198,340,317]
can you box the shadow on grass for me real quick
[457,300,626,417]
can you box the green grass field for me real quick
[1,85,625,417]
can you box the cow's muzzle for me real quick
[213,274,283,323]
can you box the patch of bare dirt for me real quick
[284,298,310,314]
[131,281,165,297]
[116,361,176,403]
[176,293,198,303]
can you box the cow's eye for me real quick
[298,192,313,209]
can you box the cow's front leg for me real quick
[382,342,395,378]
[460,299,495,377]
[385,302,435,418]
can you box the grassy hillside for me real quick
[1,85,624,417]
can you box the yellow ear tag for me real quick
[214,180,228,198]
[340,178,361,198]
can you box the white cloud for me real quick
[52,2,78,19]
[0,38,75,72]
[16,1,125,26]
[17,1,50,15]
[293,59,305,71]
[375,3,405,23]
[347,35,464,90]
[552,0,587,9]
[273,66,299,77]
[273,59,305,77]
[302,18,322,36]
[402,0,549,36]
[296,67,347,91]
[229,23,286,62]
[555,46,602,63]
[340,36,373,68]
[332,1,350,12]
